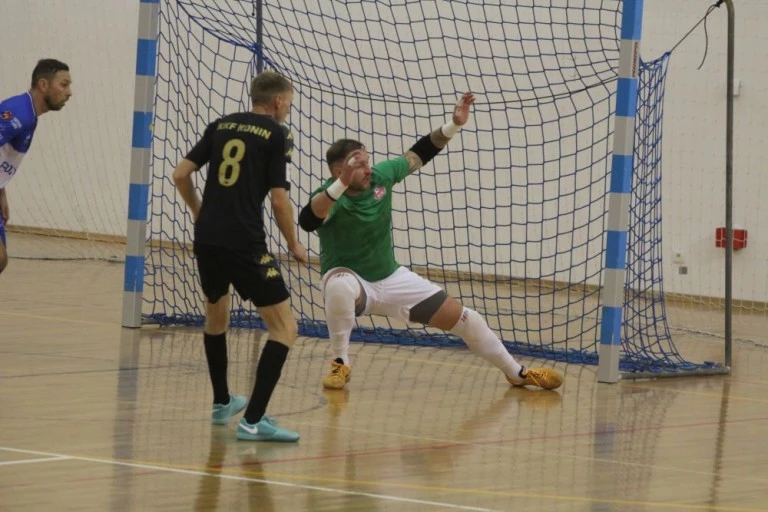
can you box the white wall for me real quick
[642,0,768,302]
[1,0,766,303]
[0,0,137,238]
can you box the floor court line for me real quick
[0,446,496,512]
[0,455,69,467]
[2,386,765,487]
[8,308,768,389]
[0,446,764,511]
[224,412,768,469]
[282,416,768,486]
[627,383,768,403]
[0,310,116,327]
[0,367,160,380]
[0,348,124,363]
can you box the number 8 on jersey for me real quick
[218,138,246,186]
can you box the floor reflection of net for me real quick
[109,323,768,510]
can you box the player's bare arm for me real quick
[0,188,9,223]
[270,186,308,263]
[403,91,476,174]
[172,158,202,220]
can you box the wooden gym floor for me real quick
[2,251,768,511]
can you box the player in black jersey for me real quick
[173,71,306,442]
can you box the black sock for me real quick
[204,332,230,405]
[244,340,290,424]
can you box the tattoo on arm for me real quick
[404,150,423,173]
[429,127,450,148]
[404,128,451,173]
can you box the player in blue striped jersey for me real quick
[0,59,72,274]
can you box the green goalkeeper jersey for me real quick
[312,156,410,282]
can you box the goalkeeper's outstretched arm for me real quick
[403,91,476,175]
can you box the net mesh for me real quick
[145,0,718,372]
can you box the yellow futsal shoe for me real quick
[507,366,563,390]
[322,358,351,390]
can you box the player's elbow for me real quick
[299,202,324,232]
[172,168,187,186]
[172,159,197,186]
[270,192,290,213]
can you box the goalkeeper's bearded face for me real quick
[343,150,372,192]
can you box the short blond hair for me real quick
[250,71,293,106]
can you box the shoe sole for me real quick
[236,432,299,442]
[521,376,563,390]
[507,374,563,390]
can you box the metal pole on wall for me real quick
[122,0,160,328]
[255,0,264,73]
[724,0,734,368]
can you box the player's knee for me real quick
[324,272,359,315]
[410,290,449,324]
[269,317,298,346]
[279,316,299,341]
[0,253,7,275]
[205,299,230,333]
[285,318,299,344]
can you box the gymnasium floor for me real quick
[2,247,768,511]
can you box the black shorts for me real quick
[193,243,290,307]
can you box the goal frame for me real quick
[121,0,734,383]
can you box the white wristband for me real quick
[326,178,348,201]
[441,120,461,138]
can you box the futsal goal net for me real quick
[117,0,732,376]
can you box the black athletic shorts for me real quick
[193,243,290,307]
